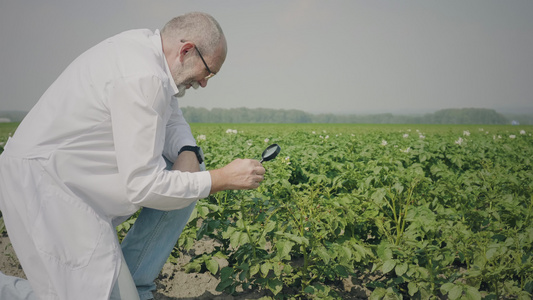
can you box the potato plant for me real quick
[177,124,533,299]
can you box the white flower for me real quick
[520,130,526,135]
[400,147,411,153]
[403,134,409,138]
[509,135,516,139]
[247,141,253,146]
[455,137,464,145]
[463,130,470,136]
[325,135,329,139]
[498,135,502,139]
[264,138,269,143]
[381,140,388,146]
[479,128,484,131]
[226,129,238,134]
[197,134,206,141]
[312,131,316,134]
[419,134,425,139]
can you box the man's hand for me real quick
[172,151,201,172]
[208,159,266,194]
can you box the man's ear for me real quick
[179,42,195,63]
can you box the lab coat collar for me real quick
[151,29,180,97]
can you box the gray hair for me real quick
[161,12,225,56]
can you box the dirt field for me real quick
[1,235,371,299]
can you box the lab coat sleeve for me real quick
[163,100,196,163]
[107,76,211,210]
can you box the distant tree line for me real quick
[1,107,531,125]
[182,107,528,124]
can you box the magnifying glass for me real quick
[260,144,281,163]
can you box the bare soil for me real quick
[1,235,372,299]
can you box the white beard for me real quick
[176,82,200,98]
[176,84,187,98]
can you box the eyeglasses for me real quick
[181,39,216,80]
[194,45,216,80]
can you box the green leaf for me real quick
[465,286,481,300]
[250,264,260,277]
[372,188,387,206]
[448,285,463,300]
[393,182,404,194]
[216,278,234,292]
[268,279,283,295]
[206,258,219,275]
[261,262,272,277]
[197,205,210,217]
[276,240,294,259]
[273,262,283,276]
[316,246,331,264]
[440,282,455,293]
[264,220,276,233]
[239,270,247,281]
[486,247,498,260]
[335,265,349,277]
[370,287,387,299]
[184,261,201,273]
[221,226,236,239]
[219,266,234,280]
[304,285,315,294]
[376,242,393,260]
[382,259,396,274]
[230,230,243,248]
[395,262,408,276]
[408,281,418,296]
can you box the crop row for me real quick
[166,124,532,299]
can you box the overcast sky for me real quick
[1,0,532,115]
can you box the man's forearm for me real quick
[171,151,200,172]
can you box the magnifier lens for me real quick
[260,144,280,163]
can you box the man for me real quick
[0,12,265,300]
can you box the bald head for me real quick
[161,12,227,95]
[161,12,227,58]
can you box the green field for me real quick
[0,122,17,145]
[186,123,533,299]
[2,122,533,299]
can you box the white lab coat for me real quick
[0,29,211,299]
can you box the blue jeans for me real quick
[0,273,36,300]
[121,202,196,300]
[120,157,199,300]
